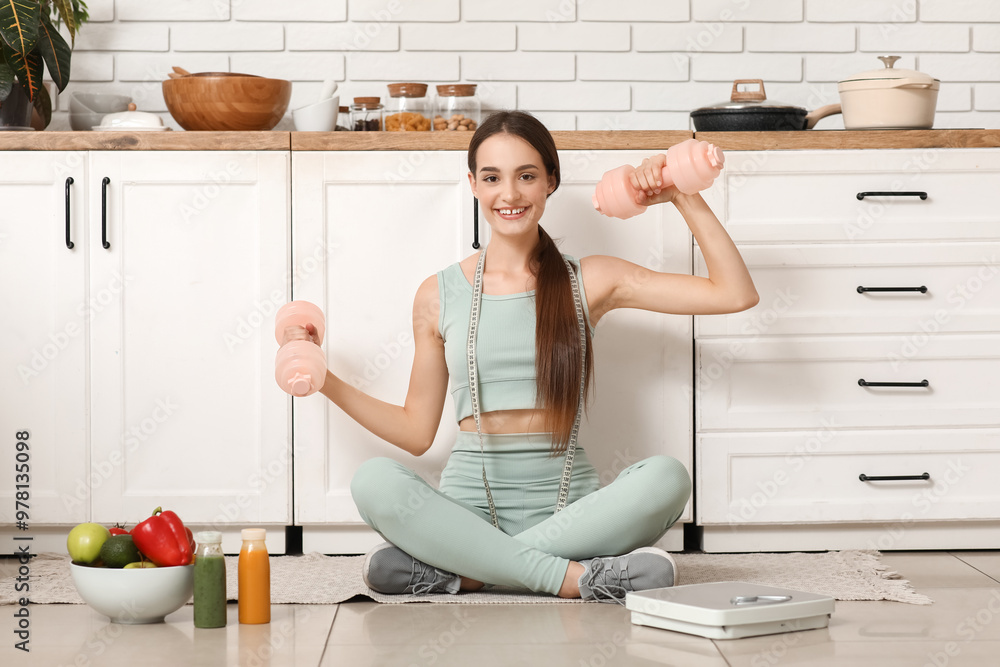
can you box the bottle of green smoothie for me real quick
[193,531,227,628]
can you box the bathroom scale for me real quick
[625,582,835,640]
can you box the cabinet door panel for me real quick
[293,151,472,524]
[0,154,87,527]
[89,152,290,525]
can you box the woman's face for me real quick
[469,133,557,241]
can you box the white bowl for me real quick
[293,95,339,132]
[70,563,194,624]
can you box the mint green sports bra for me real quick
[437,255,594,423]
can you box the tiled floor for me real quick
[3,552,999,666]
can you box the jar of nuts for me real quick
[433,84,480,132]
[350,97,383,131]
[385,83,431,132]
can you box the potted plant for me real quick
[0,0,89,129]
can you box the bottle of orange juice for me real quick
[238,528,270,624]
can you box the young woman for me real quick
[285,111,758,602]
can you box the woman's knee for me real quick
[350,457,413,512]
[619,455,692,510]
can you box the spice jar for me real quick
[385,83,431,132]
[335,106,351,131]
[433,84,480,132]
[350,97,383,131]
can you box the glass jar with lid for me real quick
[335,106,351,131]
[433,84,480,132]
[385,83,431,132]
[350,97,383,131]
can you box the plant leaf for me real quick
[0,0,40,55]
[1,36,42,100]
[31,77,50,127]
[37,11,69,90]
[0,57,13,102]
[52,0,75,44]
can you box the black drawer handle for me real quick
[859,379,929,388]
[101,176,111,249]
[857,285,928,294]
[65,177,75,250]
[860,473,930,482]
[857,191,927,200]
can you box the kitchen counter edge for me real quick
[1,129,998,151]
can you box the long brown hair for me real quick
[468,111,594,452]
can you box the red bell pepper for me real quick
[131,506,194,567]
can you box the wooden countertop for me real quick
[1,129,998,151]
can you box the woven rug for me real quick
[1,550,932,606]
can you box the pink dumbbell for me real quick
[274,301,327,397]
[592,139,725,220]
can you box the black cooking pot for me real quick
[691,79,841,131]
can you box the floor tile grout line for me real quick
[316,604,341,666]
[948,551,1000,585]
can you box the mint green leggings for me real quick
[351,432,691,595]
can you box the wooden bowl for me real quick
[162,75,291,131]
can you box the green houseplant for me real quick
[0,0,88,128]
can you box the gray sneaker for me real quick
[578,547,677,603]
[362,542,461,595]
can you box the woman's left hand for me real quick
[630,154,680,207]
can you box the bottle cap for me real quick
[241,528,267,541]
[352,96,381,108]
[196,531,223,544]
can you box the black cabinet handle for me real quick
[860,473,930,482]
[101,176,111,249]
[65,177,75,250]
[472,196,480,250]
[857,286,928,294]
[859,379,930,388]
[857,191,927,200]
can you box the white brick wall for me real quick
[52,1,1000,131]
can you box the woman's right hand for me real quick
[280,323,320,346]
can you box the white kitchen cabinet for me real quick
[292,149,693,554]
[87,152,291,531]
[0,153,88,533]
[1,150,291,552]
[695,148,1000,552]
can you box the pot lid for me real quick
[839,56,938,84]
[97,103,165,129]
[694,79,805,112]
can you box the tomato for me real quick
[67,523,112,564]
[108,523,130,536]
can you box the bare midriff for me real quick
[458,408,548,434]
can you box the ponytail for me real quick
[533,226,593,453]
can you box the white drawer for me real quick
[702,149,1000,243]
[696,242,1000,337]
[696,335,1000,431]
[697,428,1000,525]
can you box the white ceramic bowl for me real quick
[293,95,339,132]
[70,563,194,624]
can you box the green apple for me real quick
[124,561,158,569]
[67,523,112,564]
